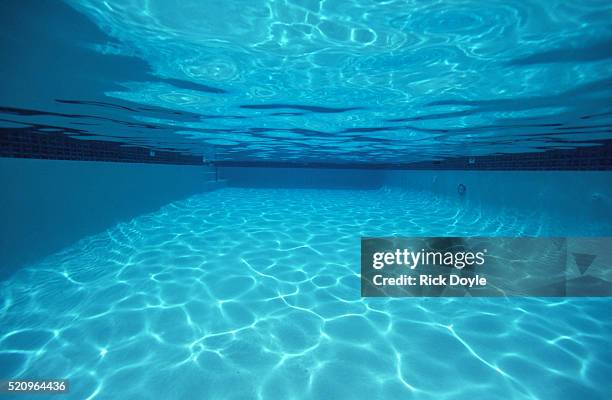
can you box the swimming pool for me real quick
[1,0,611,399]
[1,186,610,399]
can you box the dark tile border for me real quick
[0,129,204,165]
[2,128,611,170]
[216,142,612,170]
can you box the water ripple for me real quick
[3,1,609,163]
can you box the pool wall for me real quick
[3,161,610,278]
[221,167,611,233]
[0,157,218,277]
[384,170,612,233]
[219,167,384,189]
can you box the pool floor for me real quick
[1,188,610,399]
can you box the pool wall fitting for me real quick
[0,157,219,277]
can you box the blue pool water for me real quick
[1,0,611,399]
[1,188,611,399]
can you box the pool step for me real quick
[202,167,225,190]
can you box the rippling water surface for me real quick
[1,0,611,162]
[1,188,610,399]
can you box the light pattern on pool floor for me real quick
[1,188,610,399]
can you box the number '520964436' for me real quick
[1,380,68,393]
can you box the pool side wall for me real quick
[218,167,384,189]
[0,158,215,278]
[220,167,611,233]
[383,170,612,233]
